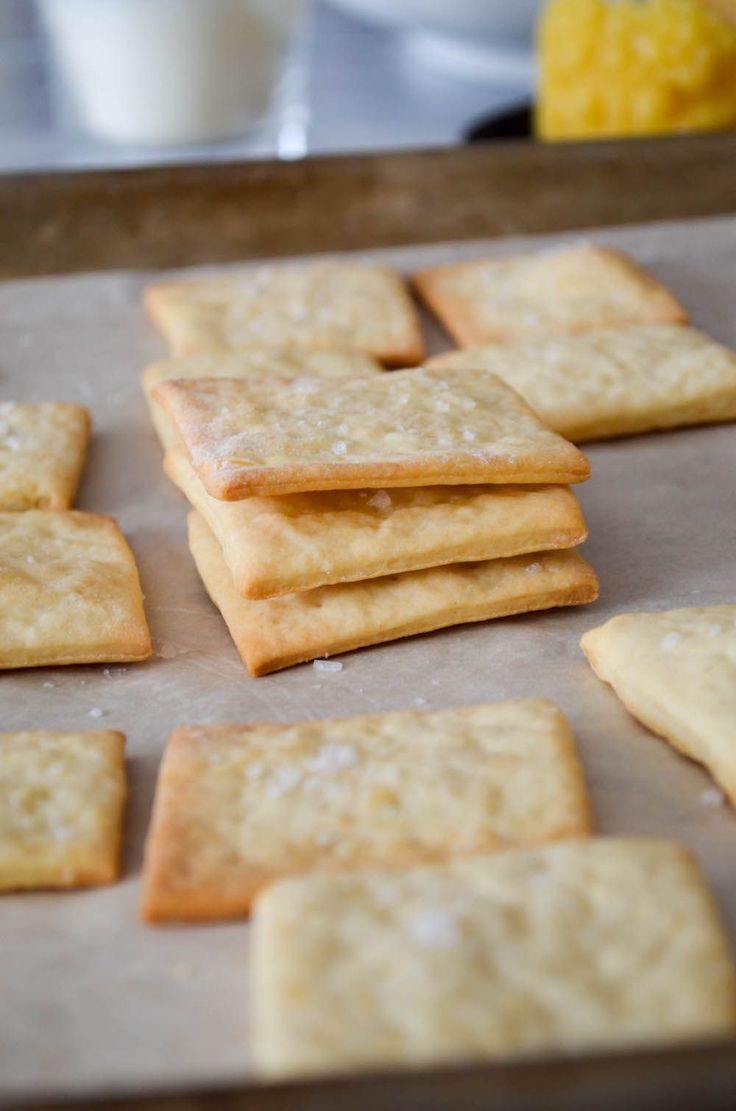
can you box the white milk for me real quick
[39,0,306,146]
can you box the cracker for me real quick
[187,511,598,676]
[0,730,126,890]
[252,839,736,1078]
[167,448,588,598]
[154,369,590,499]
[413,245,687,347]
[142,348,383,450]
[428,325,736,443]
[0,401,90,510]
[141,700,592,922]
[0,511,152,669]
[144,262,425,366]
[581,605,736,804]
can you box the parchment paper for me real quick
[1,215,736,1104]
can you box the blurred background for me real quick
[1,0,735,173]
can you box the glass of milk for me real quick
[38,0,310,151]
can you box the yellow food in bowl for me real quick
[537,0,736,140]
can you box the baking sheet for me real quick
[1,215,736,1104]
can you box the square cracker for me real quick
[187,511,598,676]
[0,401,90,510]
[142,347,383,450]
[0,511,152,669]
[251,838,736,1078]
[143,262,425,367]
[0,730,126,890]
[154,369,590,499]
[140,700,593,922]
[167,448,588,599]
[413,245,687,347]
[427,325,736,443]
[581,605,736,804]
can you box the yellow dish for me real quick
[537,0,736,140]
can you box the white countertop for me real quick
[0,2,533,173]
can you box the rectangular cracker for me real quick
[141,700,592,922]
[0,401,90,510]
[252,838,736,1078]
[142,347,383,450]
[0,730,126,890]
[144,261,425,366]
[581,605,736,804]
[167,448,588,598]
[188,511,598,676]
[154,368,591,499]
[413,244,687,347]
[428,325,736,443]
[0,511,152,669]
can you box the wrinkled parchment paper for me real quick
[1,215,736,1103]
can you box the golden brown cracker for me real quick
[155,368,590,499]
[141,700,592,921]
[187,511,598,676]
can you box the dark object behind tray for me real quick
[465,102,533,143]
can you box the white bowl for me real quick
[323,0,544,43]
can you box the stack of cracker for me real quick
[142,261,599,676]
[143,261,598,676]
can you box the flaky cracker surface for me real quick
[155,368,590,498]
[167,448,588,598]
[141,700,592,921]
[187,511,598,675]
[414,245,687,347]
[0,401,90,510]
[252,838,736,1078]
[428,325,736,442]
[0,511,152,668]
[0,730,126,890]
[582,604,736,803]
[142,347,382,449]
[144,262,424,366]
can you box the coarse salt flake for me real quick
[265,766,302,798]
[88,708,104,719]
[408,908,460,949]
[308,742,359,774]
[331,441,347,456]
[313,659,343,673]
[661,632,682,650]
[526,562,543,574]
[700,786,726,808]
[367,490,392,511]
